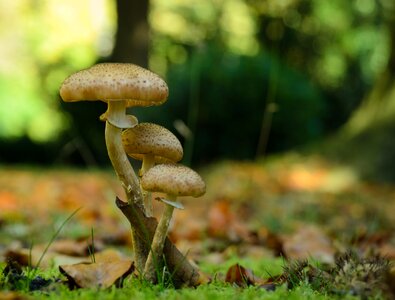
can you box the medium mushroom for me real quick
[140,164,206,283]
[59,63,168,271]
[122,123,183,216]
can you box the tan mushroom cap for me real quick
[59,63,168,107]
[122,123,183,163]
[141,164,206,197]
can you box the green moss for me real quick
[0,258,366,300]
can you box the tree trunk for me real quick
[110,0,149,67]
[329,4,395,181]
[343,3,395,137]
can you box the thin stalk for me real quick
[255,59,279,159]
[105,119,148,271]
[116,197,201,287]
[144,194,176,283]
[141,154,155,217]
[36,207,82,269]
[105,121,143,207]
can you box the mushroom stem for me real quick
[105,121,143,207]
[142,153,155,174]
[101,101,138,129]
[105,120,149,271]
[141,154,155,217]
[144,194,176,283]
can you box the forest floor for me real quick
[0,152,394,299]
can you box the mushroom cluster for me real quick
[59,63,206,285]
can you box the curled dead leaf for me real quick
[225,263,266,287]
[4,247,127,270]
[4,248,85,269]
[59,260,134,289]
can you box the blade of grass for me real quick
[35,207,82,269]
[88,227,96,263]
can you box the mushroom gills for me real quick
[157,197,184,209]
[100,101,138,129]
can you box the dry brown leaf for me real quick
[4,246,126,269]
[257,227,284,257]
[225,263,265,287]
[379,244,395,260]
[169,217,206,242]
[207,200,233,239]
[207,200,251,242]
[59,260,134,289]
[282,225,335,263]
[93,248,127,263]
[4,248,87,269]
[47,238,104,257]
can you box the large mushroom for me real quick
[122,123,183,216]
[59,63,168,271]
[140,164,206,283]
[60,63,168,207]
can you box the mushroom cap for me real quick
[141,164,206,197]
[122,123,183,163]
[59,63,168,107]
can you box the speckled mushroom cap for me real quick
[59,63,168,107]
[122,123,183,163]
[141,164,206,197]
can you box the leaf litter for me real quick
[0,155,395,296]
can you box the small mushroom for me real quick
[141,164,206,283]
[122,123,183,216]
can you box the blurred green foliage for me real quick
[136,44,325,164]
[0,0,115,142]
[0,0,391,165]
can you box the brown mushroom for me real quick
[59,63,168,271]
[141,164,206,283]
[122,123,183,216]
[59,63,168,207]
[60,63,168,129]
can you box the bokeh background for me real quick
[0,0,394,181]
[1,4,395,296]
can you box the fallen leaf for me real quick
[207,200,233,239]
[225,263,265,287]
[379,244,395,260]
[48,238,103,257]
[59,260,134,289]
[207,200,251,242]
[4,246,126,269]
[93,248,128,263]
[283,225,335,264]
[170,217,206,242]
[4,248,85,269]
[257,227,284,257]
